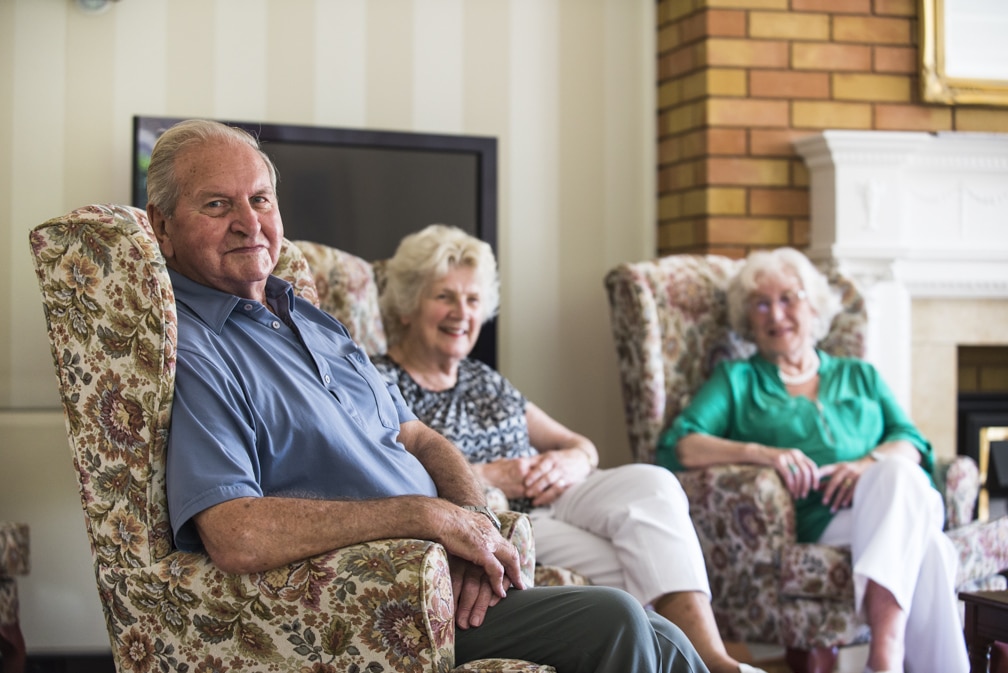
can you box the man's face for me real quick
[149,139,283,302]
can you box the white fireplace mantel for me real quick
[794,130,1008,409]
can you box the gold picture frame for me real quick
[920,0,1008,106]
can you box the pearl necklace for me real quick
[778,354,820,386]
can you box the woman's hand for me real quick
[768,448,821,499]
[521,401,597,506]
[522,449,594,506]
[818,458,873,513]
[473,457,536,500]
[473,447,593,506]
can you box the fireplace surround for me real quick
[794,130,1008,461]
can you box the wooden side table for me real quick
[961,590,1008,673]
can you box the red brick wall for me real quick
[656,0,1008,258]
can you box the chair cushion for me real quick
[779,544,854,600]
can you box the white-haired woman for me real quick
[658,248,968,673]
[372,224,766,673]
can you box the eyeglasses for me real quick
[748,289,807,315]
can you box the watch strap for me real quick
[462,505,502,531]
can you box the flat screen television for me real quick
[132,115,498,367]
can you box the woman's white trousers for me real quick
[819,456,969,673]
[528,463,710,606]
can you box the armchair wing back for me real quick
[604,253,1008,669]
[29,204,549,673]
[290,240,388,357]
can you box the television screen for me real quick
[133,115,498,366]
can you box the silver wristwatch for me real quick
[462,505,502,531]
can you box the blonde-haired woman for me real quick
[374,224,766,673]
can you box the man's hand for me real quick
[435,503,526,594]
[434,503,526,627]
[449,556,506,628]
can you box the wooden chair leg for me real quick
[785,645,838,673]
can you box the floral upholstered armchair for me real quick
[604,254,1008,673]
[30,204,554,673]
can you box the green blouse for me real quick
[656,350,935,543]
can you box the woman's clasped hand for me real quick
[768,446,870,512]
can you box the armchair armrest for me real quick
[935,456,980,529]
[677,464,797,548]
[676,465,796,643]
[102,539,456,673]
[499,510,536,588]
[98,514,537,673]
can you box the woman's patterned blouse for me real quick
[371,355,538,511]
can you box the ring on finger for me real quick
[787,463,798,474]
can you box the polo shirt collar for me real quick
[168,270,296,334]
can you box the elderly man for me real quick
[146,119,708,673]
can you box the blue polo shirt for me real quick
[166,271,436,552]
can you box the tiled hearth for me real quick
[795,130,1008,460]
